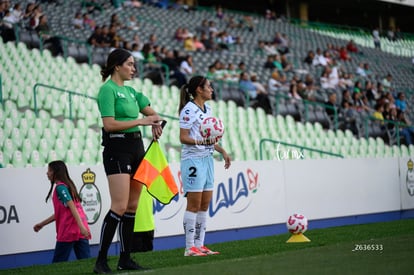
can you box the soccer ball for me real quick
[286,213,308,234]
[199,117,225,139]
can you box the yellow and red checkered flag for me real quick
[133,123,178,204]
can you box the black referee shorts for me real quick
[102,132,145,176]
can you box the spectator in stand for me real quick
[321,66,339,90]
[29,4,43,29]
[281,54,294,72]
[100,25,113,47]
[325,92,339,120]
[131,43,144,60]
[272,54,284,72]
[239,71,272,113]
[346,39,359,54]
[126,15,139,31]
[180,55,194,81]
[277,33,290,55]
[339,46,351,61]
[200,32,216,51]
[174,27,185,41]
[0,8,15,42]
[264,55,276,69]
[22,2,36,28]
[36,15,63,56]
[141,43,157,63]
[208,20,219,37]
[341,88,354,106]
[304,50,315,65]
[395,92,407,112]
[312,48,328,67]
[267,70,283,96]
[288,82,302,104]
[72,12,84,29]
[226,63,239,82]
[352,91,370,113]
[396,110,414,145]
[338,72,354,90]
[9,3,23,25]
[87,25,106,47]
[250,73,272,114]
[382,73,393,93]
[373,27,381,49]
[193,35,205,52]
[83,13,96,30]
[340,100,358,135]
[365,80,380,105]
[326,43,339,59]
[372,103,385,122]
[183,34,195,51]
[108,24,125,48]
[123,0,142,8]
[215,5,224,19]
[110,13,125,29]
[162,49,187,87]
[356,62,367,77]
[353,80,363,94]
[0,1,6,20]
[255,40,266,56]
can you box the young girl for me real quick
[178,76,231,256]
[34,160,91,263]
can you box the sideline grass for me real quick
[2,219,413,275]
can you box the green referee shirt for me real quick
[98,79,150,133]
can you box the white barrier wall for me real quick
[1,157,413,256]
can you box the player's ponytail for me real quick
[178,76,206,114]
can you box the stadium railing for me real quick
[137,60,171,87]
[362,115,405,146]
[259,138,344,160]
[33,83,97,120]
[274,94,339,130]
[0,73,3,107]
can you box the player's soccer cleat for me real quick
[198,246,220,255]
[117,258,147,271]
[184,246,207,256]
[93,259,113,274]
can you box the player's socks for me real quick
[183,211,197,249]
[195,211,207,248]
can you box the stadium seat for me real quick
[11,150,26,168]
[29,150,46,167]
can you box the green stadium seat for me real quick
[65,149,80,165]
[29,150,47,167]
[11,150,26,168]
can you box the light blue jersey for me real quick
[179,101,214,160]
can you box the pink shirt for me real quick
[52,182,91,242]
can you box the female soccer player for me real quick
[178,75,231,256]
